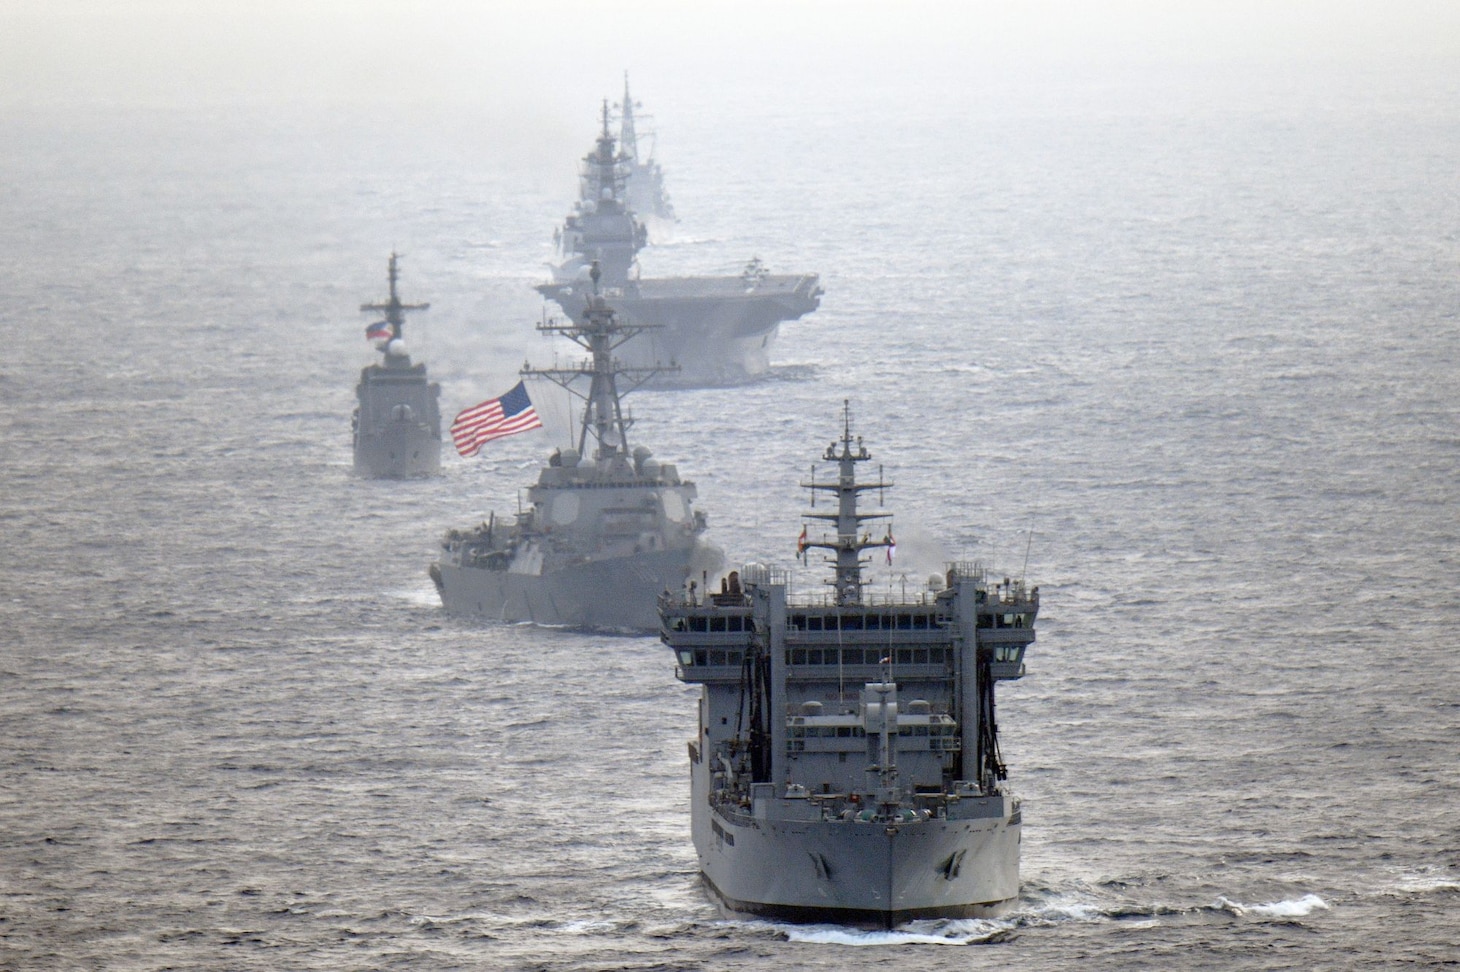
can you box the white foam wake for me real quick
[780,918,1013,946]
[1219,893,1331,917]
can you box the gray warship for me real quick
[431,267,722,630]
[616,73,675,225]
[538,101,822,385]
[352,253,442,478]
[659,405,1038,927]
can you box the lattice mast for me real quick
[800,400,893,605]
[526,263,674,460]
[359,252,429,341]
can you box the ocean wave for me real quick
[779,917,1015,946]
[1216,893,1330,918]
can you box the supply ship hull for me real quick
[690,755,1020,926]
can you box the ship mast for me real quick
[799,401,893,605]
[582,99,632,213]
[527,263,673,461]
[616,71,639,162]
[359,252,429,343]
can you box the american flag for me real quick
[365,320,393,342]
[450,381,543,457]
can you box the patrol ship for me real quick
[659,405,1038,926]
[352,254,442,477]
[537,101,822,385]
[431,266,722,630]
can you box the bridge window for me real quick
[690,616,708,633]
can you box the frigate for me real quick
[352,253,442,478]
[538,100,822,385]
[431,266,723,630]
[659,404,1038,927]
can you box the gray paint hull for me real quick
[435,545,716,630]
[689,754,1019,928]
[353,424,441,478]
[538,274,821,384]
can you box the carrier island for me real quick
[659,405,1038,926]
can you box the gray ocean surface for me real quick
[3,62,1458,970]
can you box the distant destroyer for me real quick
[660,405,1038,926]
[616,74,675,226]
[352,253,442,477]
[538,98,822,385]
[431,266,722,629]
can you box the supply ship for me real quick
[352,254,441,477]
[537,100,821,385]
[659,405,1038,926]
[432,266,722,629]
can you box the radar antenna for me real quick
[798,400,894,605]
[360,252,430,343]
[526,262,675,461]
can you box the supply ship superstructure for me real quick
[352,254,442,477]
[538,100,821,385]
[432,267,722,629]
[660,406,1037,926]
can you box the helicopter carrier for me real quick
[659,405,1038,926]
[352,254,442,478]
[537,99,822,385]
[431,266,722,630]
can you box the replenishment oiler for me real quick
[431,265,722,630]
[659,405,1038,926]
[352,253,441,478]
[537,100,822,385]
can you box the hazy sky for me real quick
[3,1,1456,111]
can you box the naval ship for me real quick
[352,254,442,477]
[616,74,675,226]
[537,101,822,385]
[659,405,1038,927]
[431,265,723,630]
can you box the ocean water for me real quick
[3,59,1459,970]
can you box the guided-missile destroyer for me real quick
[659,405,1038,926]
[616,73,675,226]
[431,266,722,630]
[352,254,442,478]
[538,99,821,385]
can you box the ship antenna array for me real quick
[1020,483,1040,584]
[360,252,430,342]
[798,400,894,605]
[524,261,674,460]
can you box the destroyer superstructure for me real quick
[538,99,821,385]
[660,405,1038,926]
[352,253,441,477]
[432,266,722,629]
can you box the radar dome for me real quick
[740,562,769,586]
[386,338,407,357]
